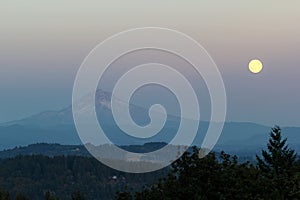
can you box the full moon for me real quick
[249,59,263,74]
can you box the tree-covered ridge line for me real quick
[0,142,265,165]
[0,126,298,199]
[0,142,170,158]
[117,126,300,200]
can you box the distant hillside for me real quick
[0,143,90,159]
[0,141,296,165]
[0,142,172,159]
[0,90,299,151]
[0,121,299,152]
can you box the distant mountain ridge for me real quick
[0,90,299,151]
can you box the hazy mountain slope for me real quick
[0,90,299,150]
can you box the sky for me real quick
[0,0,300,126]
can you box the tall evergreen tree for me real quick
[256,126,296,175]
[256,126,298,200]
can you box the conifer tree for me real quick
[256,126,298,199]
[256,126,296,175]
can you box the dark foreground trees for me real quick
[117,126,300,200]
[0,155,167,199]
[256,126,299,199]
[0,126,298,199]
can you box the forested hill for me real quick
[0,143,90,159]
[0,145,298,199]
[0,127,298,199]
[0,155,169,200]
[0,143,268,164]
[0,142,169,159]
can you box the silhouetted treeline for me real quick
[0,155,168,199]
[116,126,300,200]
[0,126,299,199]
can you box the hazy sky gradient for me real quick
[0,1,300,126]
